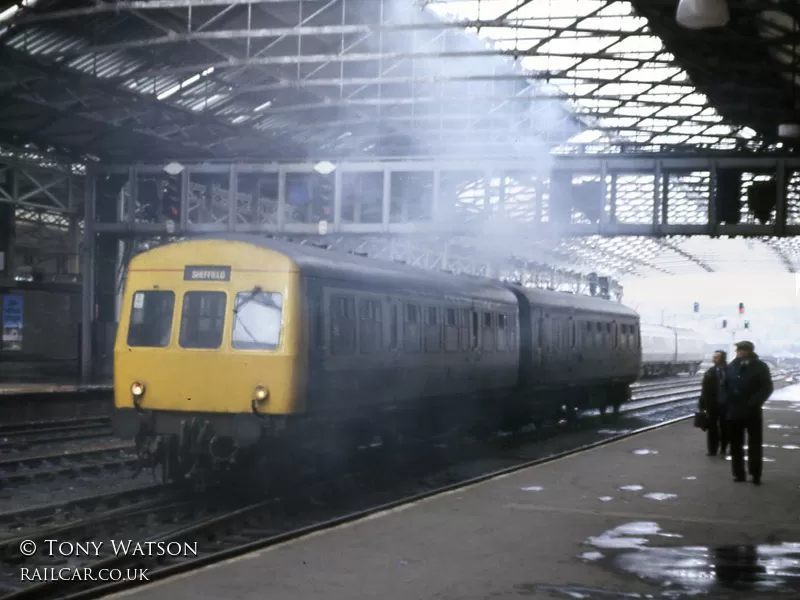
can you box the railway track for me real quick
[0,418,112,452]
[0,442,135,486]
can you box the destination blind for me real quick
[183,266,231,281]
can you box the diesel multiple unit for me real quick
[113,235,641,482]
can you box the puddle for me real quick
[616,543,800,593]
[521,486,543,492]
[642,493,677,501]
[580,551,605,561]
[583,523,800,595]
[598,496,613,502]
[632,449,659,455]
[619,485,644,491]
[682,476,697,480]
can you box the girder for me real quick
[0,0,775,161]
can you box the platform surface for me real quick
[0,381,112,395]
[111,385,800,600]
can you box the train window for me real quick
[496,313,507,351]
[404,302,421,352]
[179,291,226,349]
[330,296,356,355]
[425,306,441,353]
[127,291,175,347]
[550,319,559,351]
[232,291,283,351]
[444,307,459,352]
[508,314,517,350]
[482,312,494,352]
[571,321,576,348]
[427,307,438,326]
[359,299,383,354]
[460,308,471,351]
[389,304,400,350]
[471,310,479,350]
[606,323,612,333]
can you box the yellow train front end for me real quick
[113,239,307,481]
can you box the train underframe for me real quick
[115,382,631,487]
[640,361,701,378]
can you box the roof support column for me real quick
[776,159,786,237]
[333,166,342,232]
[652,159,662,234]
[277,167,286,231]
[80,168,96,383]
[382,167,391,232]
[228,164,238,231]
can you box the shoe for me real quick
[752,476,761,486]
[734,476,746,482]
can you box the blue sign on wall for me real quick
[2,295,22,328]
[2,294,23,351]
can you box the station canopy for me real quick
[2,0,800,281]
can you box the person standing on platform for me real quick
[698,350,728,457]
[725,341,773,485]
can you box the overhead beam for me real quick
[91,154,800,239]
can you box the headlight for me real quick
[131,382,145,396]
[254,385,268,402]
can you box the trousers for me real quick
[728,411,763,480]
[706,406,728,455]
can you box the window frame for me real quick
[127,290,176,348]
[178,290,227,350]
[231,290,284,351]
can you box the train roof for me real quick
[177,234,515,304]
[160,234,638,316]
[507,285,639,318]
[640,323,705,337]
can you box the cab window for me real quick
[179,291,226,349]
[232,291,283,350]
[127,290,175,347]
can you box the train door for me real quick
[567,314,578,375]
[531,307,543,369]
[540,311,555,379]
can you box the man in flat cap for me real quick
[724,341,773,485]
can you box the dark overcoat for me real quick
[724,354,773,421]
[698,365,725,412]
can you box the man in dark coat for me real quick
[724,341,773,485]
[698,350,728,457]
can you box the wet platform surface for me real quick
[111,385,800,600]
[0,381,112,395]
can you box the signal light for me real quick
[722,319,727,329]
[738,302,744,314]
[693,302,699,313]
[744,320,750,329]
